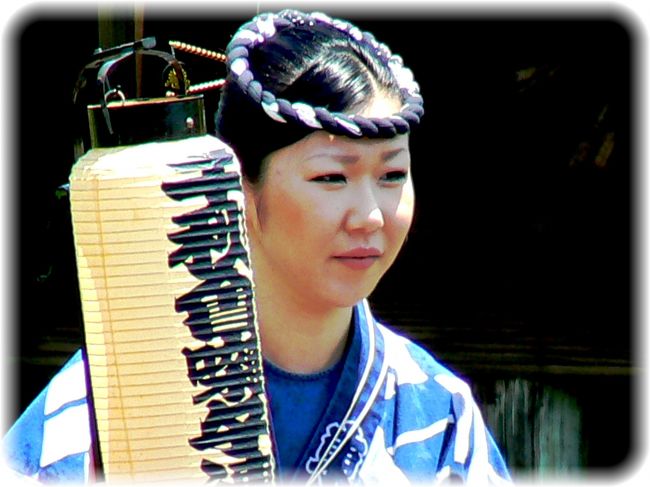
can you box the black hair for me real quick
[215,15,403,184]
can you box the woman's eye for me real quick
[381,171,408,183]
[311,174,347,184]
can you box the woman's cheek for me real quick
[289,183,338,228]
[394,182,415,233]
[267,190,317,248]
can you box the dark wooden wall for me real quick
[8,4,635,482]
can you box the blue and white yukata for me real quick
[3,300,512,484]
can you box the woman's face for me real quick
[244,98,415,311]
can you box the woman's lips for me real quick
[333,248,382,270]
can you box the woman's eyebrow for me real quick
[382,148,406,162]
[304,152,359,164]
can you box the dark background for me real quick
[8,3,636,481]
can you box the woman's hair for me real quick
[215,10,423,184]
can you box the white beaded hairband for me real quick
[225,10,424,138]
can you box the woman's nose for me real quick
[345,184,385,233]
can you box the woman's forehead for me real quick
[292,131,410,160]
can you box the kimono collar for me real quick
[305,299,388,483]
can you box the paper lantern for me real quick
[69,55,274,482]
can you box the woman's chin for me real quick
[319,284,377,309]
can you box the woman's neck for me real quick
[255,291,353,374]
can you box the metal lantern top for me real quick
[74,36,208,148]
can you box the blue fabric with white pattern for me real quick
[3,300,511,484]
[3,350,90,483]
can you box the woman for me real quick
[4,10,511,484]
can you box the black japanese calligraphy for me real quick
[163,150,272,483]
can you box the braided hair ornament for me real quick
[225,10,424,139]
